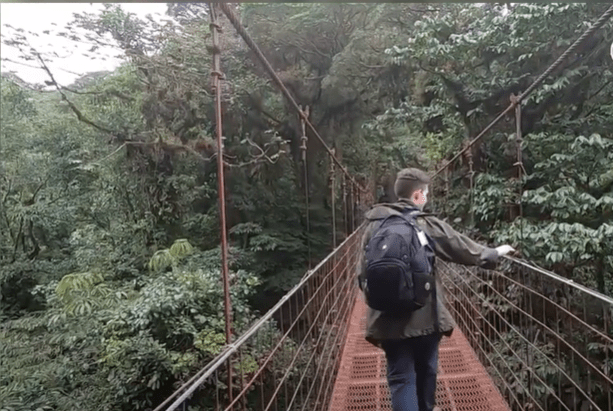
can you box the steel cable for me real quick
[217,3,366,194]
[434,4,613,177]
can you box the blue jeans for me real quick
[381,333,442,411]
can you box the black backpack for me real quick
[363,209,436,315]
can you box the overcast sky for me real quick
[4,3,612,86]
[1,3,168,86]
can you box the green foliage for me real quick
[492,220,613,294]
[1,58,262,409]
[374,3,613,296]
[3,2,613,409]
[147,239,194,272]
[169,239,194,258]
[55,271,115,316]
[488,330,562,404]
[1,236,259,410]
[100,334,172,409]
[489,132,613,293]
[148,249,174,272]
[194,330,226,356]
[472,173,519,226]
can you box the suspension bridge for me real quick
[153,4,613,411]
[154,226,613,411]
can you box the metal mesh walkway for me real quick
[329,295,510,411]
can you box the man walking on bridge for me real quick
[357,168,514,411]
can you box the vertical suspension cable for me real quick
[467,149,475,225]
[342,175,348,236]
[512,94,525,252]
[444,162,450,217]
[330,151,337,249]
[209,3,233,405]
[355,182,362,227]
[300,106,311,268]
[349,182,354,234]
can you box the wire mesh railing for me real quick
[154,225,365,411]
[438,256,613,411]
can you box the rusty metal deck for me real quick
[329,295,510,411]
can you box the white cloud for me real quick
[1,3,168,86]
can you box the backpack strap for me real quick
[404,208,440,334]
[431,258,440,334]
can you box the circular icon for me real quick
[425,282,431,291]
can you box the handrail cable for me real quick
[437,267,530,408]
[504,255,613,306]
[230,252,357,411]
[153,226,364,411]
[448,262,612,408]
[217,2,367,194]
[442,264,558,410]
[330,150,337,248]
[300,106,312,268]
[433,4,613,177]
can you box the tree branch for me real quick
[357,61,386,70]
[25,175,51,206]
[2,56,86,78]
[27,219,40,258]
[2,211,15,244]
[61,85,135,102]
[11,216,24,262]
[406,6,440,13]
[35,53,115,134]
[2,178,12,205]
[586,79,612,102]
[209,137,284,169]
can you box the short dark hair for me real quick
[394,168,431,199]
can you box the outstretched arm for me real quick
[418,215,513,268]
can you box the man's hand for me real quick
[495,245,515,256]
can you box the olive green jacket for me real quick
[357,199,499,345]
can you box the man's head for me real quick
[394,168,431,207]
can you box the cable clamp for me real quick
[211,70,225,80]
[209,22,223,32]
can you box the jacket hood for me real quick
[364,199,420,221]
